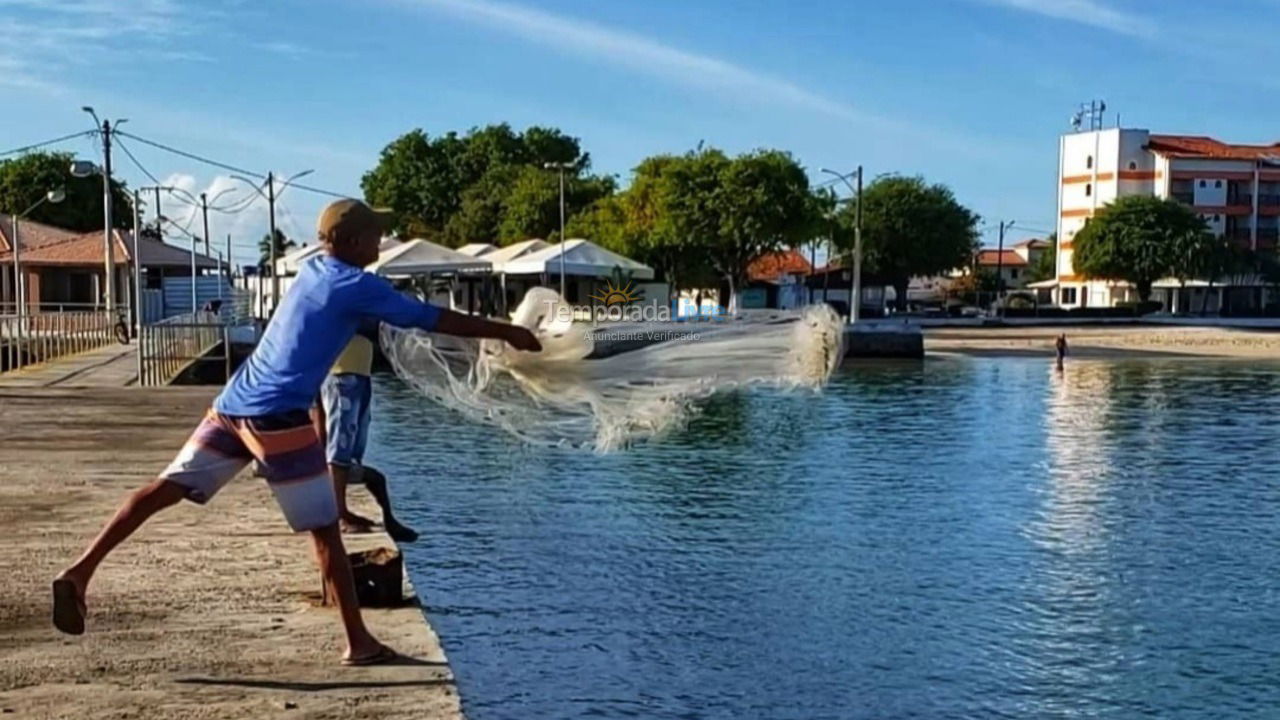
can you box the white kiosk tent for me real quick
[457,243,498,257]
[274,238,403,276]
[368,239,494,313]
[499,238,657,312]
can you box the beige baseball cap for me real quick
[316,199,394,241]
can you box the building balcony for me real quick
[1258,227,1280,242]
[1228,194,1253,207]
[1171,191,1194,205]
[1258,194,1280,207]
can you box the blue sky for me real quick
[2,0,1278,268]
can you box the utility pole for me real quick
[153,187,163,237]
[995,220,1014,316]
[189,227,197,313]
[100,119,116,313]
[853,165,863,324]
[201,193,211,259]
[996,221,1006,313]
[226,233,233,289]
[267,171,279,308]
[132,191,143,379]
[131,191,142,331]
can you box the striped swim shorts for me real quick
[160,409,338,531]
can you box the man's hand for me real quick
[504,325,542,352]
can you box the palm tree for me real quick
[258,229,296,273]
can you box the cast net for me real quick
[381,288,846,451]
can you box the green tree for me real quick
[661,148,812,308]
[568,153,717,296]
[1073,195,1208,302]
[360,124,608,246]
[497,166,615,242]
[843,175,979,310]
[0,151,132,231]
[1025,233,1057,283]
[259,228,296,268]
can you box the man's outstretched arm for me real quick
[360,277,541,352]
[434,308,542,352]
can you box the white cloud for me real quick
[143,173,320,269]
[976,0,1156,37]
[404,0,871,124]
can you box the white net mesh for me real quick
[381,288,846,452]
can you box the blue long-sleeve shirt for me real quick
[215,254,441,416]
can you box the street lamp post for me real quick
[9,188,66,317]
[543,162,572,297]
[820,166,864,324]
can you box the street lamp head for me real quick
[46,188,66,204]
[81,105,94,114]
[69,160,98,178]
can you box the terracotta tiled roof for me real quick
[976,249,1027,267]
[747,249,812,282]
[0,227,218,268]
[1148,135,1280,161]
[0,213,82,254]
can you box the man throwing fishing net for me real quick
[52,199,541,665]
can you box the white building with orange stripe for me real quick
[1049,128,1280,310]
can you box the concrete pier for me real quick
[844,321,925,359]
[0,387,462,720]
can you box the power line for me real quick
[289,181,348,199]
[117,130,350,199]
[113,136,164,187]
[1,129,98,158]
[115,130,265,179]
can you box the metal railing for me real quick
[137,311,229,386]
[0,310,120,374]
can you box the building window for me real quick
[1085,183,1092,197]
[1062,287,1078,304]
[1010,269,1019,279]
[1200,180,1207,188]
[1215,180,1223,189]
[1128,161,1138,170]
[1214,214,1221,222]
[1086,156,1093,169]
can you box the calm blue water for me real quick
[369,358,1280,720]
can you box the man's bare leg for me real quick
[310,522,389,663]
[331,463,376,533]
[53,478,188,634]
[360,466,419,543]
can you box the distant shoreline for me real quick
[923,324,1280,359]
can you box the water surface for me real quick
[370,358,1280,719]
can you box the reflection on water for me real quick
[369,358,1280,720]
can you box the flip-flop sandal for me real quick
[52,578,86,635]
[341,522,375,535]
[341,645,399,667]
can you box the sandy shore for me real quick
[0,387,463,720]
[925,324,1280,359]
